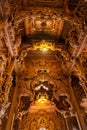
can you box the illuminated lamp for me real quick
[29,94,56,113]
[33,40,55,52]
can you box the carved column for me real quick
[5,86,18,130]
[4,58,14,103]
[69,77,87,130]
[69,32,87,74]
[76,59,87,96]
[0,53,7,90]
[0,57,14,129]
[5,75,18,130]
[4,23,14,57]
[75,58,87,116]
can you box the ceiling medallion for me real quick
[33,40,55,52]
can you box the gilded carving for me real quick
[20,110,66,130]
[0,0,87,130]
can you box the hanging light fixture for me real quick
[29,93,56,113]
[33,40,55,52]
[36,94,48,105]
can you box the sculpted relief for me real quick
[0,0,87,130]
[19,110,66,130]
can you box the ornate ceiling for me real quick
[0,0,87,130]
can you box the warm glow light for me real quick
[37,95,47,104]
[33,40,55,52]
[35,95,50,106]
[40,127,47,130]
[42,47,48,52]
[29,94,56,113]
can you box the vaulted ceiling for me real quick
[0,0,87,130]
